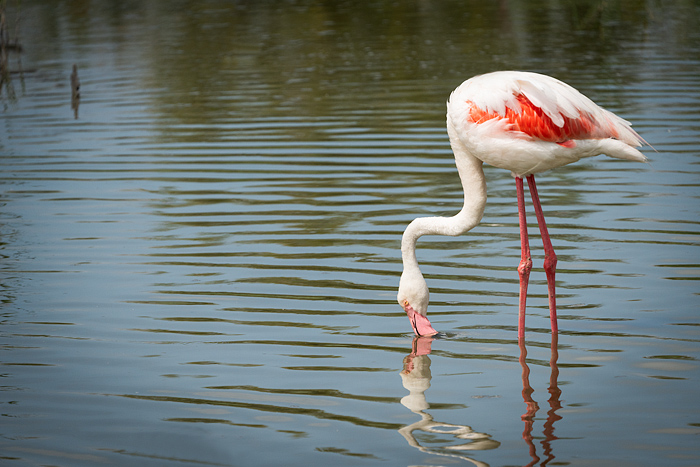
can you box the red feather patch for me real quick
[467,95,617,144]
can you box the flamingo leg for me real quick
[516,177,532,339]
[526,175,558,334]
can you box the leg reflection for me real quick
[399,336,500,467]
[519,338,540,467]
[541,333,562,465]
[519,334,562,467]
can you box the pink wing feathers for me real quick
[454,71,645,148]
[466,95,604,146]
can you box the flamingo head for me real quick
[398,269,438,337]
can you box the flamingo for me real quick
[398,71,647,338]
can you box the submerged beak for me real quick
[403,302,438,337]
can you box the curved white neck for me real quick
[401,139,487,272]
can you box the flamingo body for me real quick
[448,71,646,177]
[398,71,647,337]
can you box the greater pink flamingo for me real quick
[398,71,647,338]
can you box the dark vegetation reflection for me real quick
[4,0,695,121]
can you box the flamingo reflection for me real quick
[399,334,563,466]
[398,336,500,467]
[520,333,562,467]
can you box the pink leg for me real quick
[516,177,532,339]
[526,175,558,334]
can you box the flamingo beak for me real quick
[403,301,438,337]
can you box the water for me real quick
[1,1,699,466]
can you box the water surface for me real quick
[2,1,700,466]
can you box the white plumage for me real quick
[447,71,646,177]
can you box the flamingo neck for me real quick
[401,145,487,272]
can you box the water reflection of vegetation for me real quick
[0,0,22,100]
[137,0,689,142]
[17,0,698,132]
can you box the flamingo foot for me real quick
[404,304,439,337]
